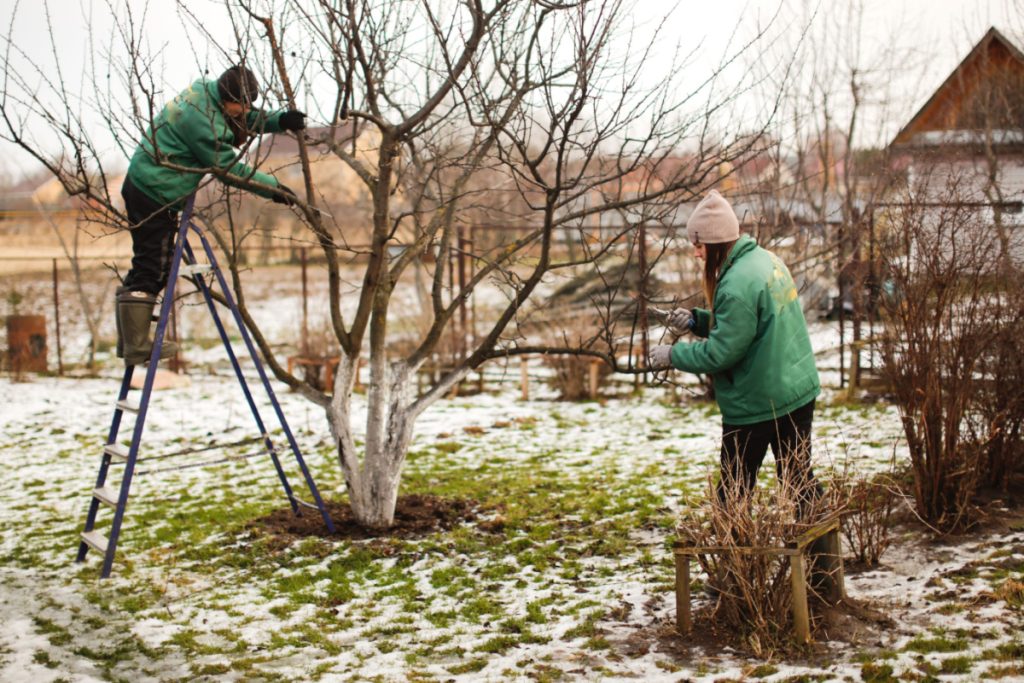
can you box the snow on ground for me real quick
[0,345,1021,682]
[0,256,1021,683]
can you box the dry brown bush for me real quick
[877,181,1024,530]
[835,468,901,567]
[677,466,845,657]
[538,315,612,400]
[969,291,1024,490]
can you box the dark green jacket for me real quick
[670,234,820,425]
[126,79,287,209]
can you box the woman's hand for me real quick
[666,308,693,335]
[648,344,673,370]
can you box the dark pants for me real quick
[120,177,179,295]
[717,399,821,517]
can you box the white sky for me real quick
[0,0,1019,180]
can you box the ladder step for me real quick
[293,497,320,511]
[80,530,109,554]
[104,443,130,462]
[116,399,139,413]
[179,263,213,277]
[93,486,121,508]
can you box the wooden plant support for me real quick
[672,516,845,644]
[587,359,601,399]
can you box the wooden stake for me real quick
[789,552,811,643]
[520,356,529,401]
[675,552,691,634]
[588,359,600,399]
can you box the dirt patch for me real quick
[247,494,479,545]
[651,596,892,662]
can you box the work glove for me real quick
[666,307,694,335]
[279,110,307,132]
[648,344,673,370]
[272,182,298,206]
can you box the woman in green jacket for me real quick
[648,190,822,509]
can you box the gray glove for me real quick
[666,307,693,335]
[648,344,673,370]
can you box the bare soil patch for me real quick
[247,494,479,544]
[649,595,893,662]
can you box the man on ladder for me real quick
[117,64,306,365]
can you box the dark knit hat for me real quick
[217,66,260,105]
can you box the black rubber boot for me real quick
[116,290,178,366]
[809,534,844,603]
[115,286,127,359]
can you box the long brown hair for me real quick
[702,239,738,309]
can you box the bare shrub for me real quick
[970,283,1024,490]
[538,317,612,400]
[835,467,901,567]
[677,467,845,656]
[543,352,611,400]
[295,316,342,391]
[876,182,1006,530]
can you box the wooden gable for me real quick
[891,27,1024,148]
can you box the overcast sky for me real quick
[0,0,1019,181]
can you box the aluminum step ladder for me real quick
[77,195,335,578]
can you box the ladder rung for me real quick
[80,530,108,554]
[293,497,320,511]
[93,486,121,508]
[179,264,213,277]
[104,443,130,462]
[116,399,139,413]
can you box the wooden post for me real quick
[457,228,467,358]
[520,356,529,401]
[788,551,811,643]
[468,227,477,349]
[638,222,649,386]
[51,258,63,375]
[674,551,691,634]
[588,359,600,399]
[300,248,309,356]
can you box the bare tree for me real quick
[750,0,922,386]
[1,0,780,528]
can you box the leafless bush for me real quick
[294,316,342,391]
[538,316,612,400]
[877,180,1018,530]
[677,466,845,656]
[970,283,1024,490]
[835,467,900,567]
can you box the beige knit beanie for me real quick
[686,190,740,244]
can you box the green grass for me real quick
[5,389,1020,682]
[904,635,969,654]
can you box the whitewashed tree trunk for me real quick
[327,352,471,527]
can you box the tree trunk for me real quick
[328,356,417,529]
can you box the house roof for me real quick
[891,27,1024,149]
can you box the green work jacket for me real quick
[126,79,287,209]
[670,234,820,425]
